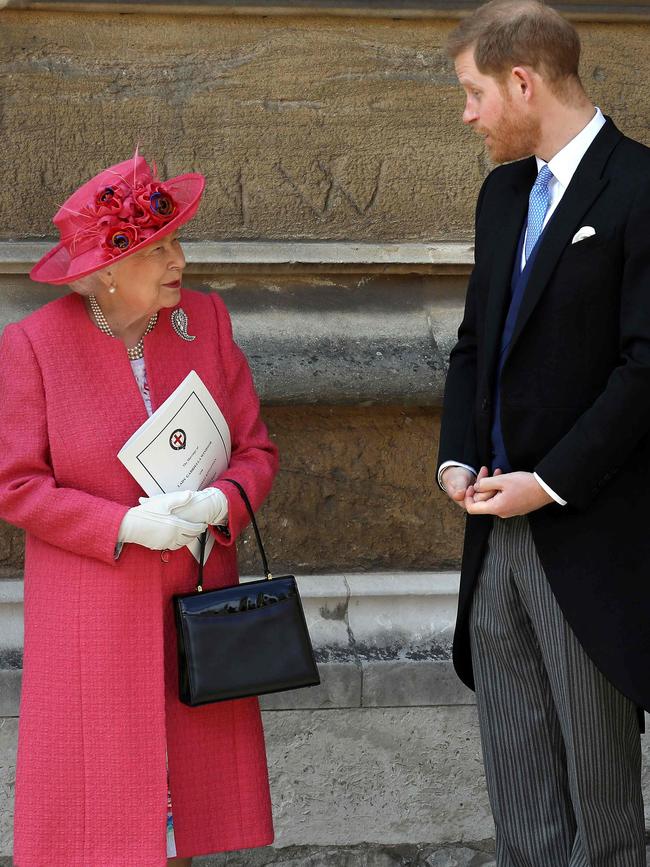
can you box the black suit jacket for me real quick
[438,118,650,711]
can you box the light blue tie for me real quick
[524,164,553,261]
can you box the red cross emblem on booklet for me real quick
[169,429,186,450]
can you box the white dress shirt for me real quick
[439,108,607,505]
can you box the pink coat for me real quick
[0,288,278,866]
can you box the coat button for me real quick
[161,549,170,563]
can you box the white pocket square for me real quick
[571,226,596,244]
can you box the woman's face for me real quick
[105,232,186,318]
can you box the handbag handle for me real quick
[196,529,208,592]
[196,478,273,592]
[224,478,273,581]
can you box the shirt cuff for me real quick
[533,472,567,506]
[438,461,478,493]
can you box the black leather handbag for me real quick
[174,478,320,707]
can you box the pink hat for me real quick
[30,151,205,285]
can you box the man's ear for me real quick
[510,65,536,103]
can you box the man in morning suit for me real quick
[438,2,650,864]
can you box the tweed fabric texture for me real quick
[0,288,279,866]
[470,516,644,867]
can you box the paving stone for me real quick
[196,845,480,866]
[425,846,495,867]
[264,707,492,847]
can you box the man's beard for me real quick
[482,101,541,164]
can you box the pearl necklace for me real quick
[89,295,158,361]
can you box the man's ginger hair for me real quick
[448,0,582,97]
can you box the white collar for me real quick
[535,107,606,189]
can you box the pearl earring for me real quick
[108,284,116,294]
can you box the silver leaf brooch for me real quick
[171,307,196,342]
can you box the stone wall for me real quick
[0,404,463,576]
[0,258,467,576]
[2,12,650,244]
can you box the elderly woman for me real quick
[0,153,278,867]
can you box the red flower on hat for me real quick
[130,181,177,227]
[99,218,141,257]
[94,185,125,218]
[90,174,178,259]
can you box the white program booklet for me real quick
[118,370,231,562]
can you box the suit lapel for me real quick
[505,118,622,359]
[482,158,535,387]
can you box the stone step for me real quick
[0,572,475,716]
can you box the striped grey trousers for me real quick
[469,516,645,867]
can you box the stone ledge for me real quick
[0,240,474,275]
[0,573,463,651]
[0,258,466,405]
[0,658,474,716]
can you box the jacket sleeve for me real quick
[437,173,491,475]
[0,323,129,564]
[208,294,279,546]
[535,178,650,509]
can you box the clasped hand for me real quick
[118,488,228,552]
[149,487,228,526]
[442,466,553,517]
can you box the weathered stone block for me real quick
[425,850,496,867]
[2,707,650,858]
[0,404,464,576]
[245,406,463,575]
[0,12,472,242]
[213,272,461,406]
[0,719,16,857]
[2,13,649,243]
[0,268,465,406]
[0,524,23,575]
[260,662,361,711]
[0,706,492,857]
[0,844,495,867]
[0,673,21,720]
[363,659,475,708]
[265,706,492,846]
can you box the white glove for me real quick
[160,487,228,526]
[118,490,208,551]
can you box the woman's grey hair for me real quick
[68,270,109,297]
